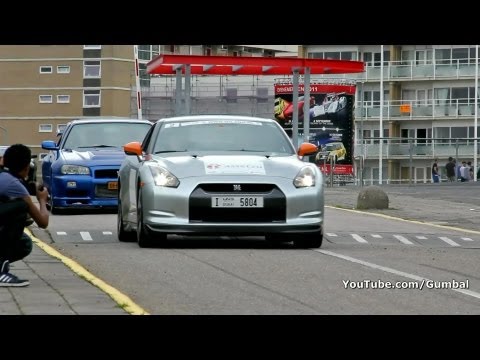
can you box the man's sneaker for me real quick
[0,272,30,287]
[0,260,9,273]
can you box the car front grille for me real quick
[189,184,286,223]
[94,169,118,179]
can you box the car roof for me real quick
[68,117,152,125]
[157,115,276,124]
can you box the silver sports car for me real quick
[117,115,324,248]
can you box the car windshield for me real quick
[153,119,295,155]
[62,122,150,149]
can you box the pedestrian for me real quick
[445,157,456,182]
[431,158,439,183]
[0,144,50,287]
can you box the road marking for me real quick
[351,234,368,243]
[103,231,113,235]
[80,231,93,241]
[315,249,480,301]
[461,237,473,241]
[393,235,414,245]
[57,231,67,236]
[439,237,460,247]
[371,234,382,238]
[326,233,337,237]
[416,236,427,240]
[24,229,149,315]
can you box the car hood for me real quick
[61,148,126,166]
[149,154,311,179]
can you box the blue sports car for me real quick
[41,118,152,213]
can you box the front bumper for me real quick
[139,175,324,236]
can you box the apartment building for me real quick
[0,45,135,157]
[301,45,480,184]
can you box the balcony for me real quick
[361,59,478,81]
[355,138,480,160]
[356,99,479,120]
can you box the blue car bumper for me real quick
[50,174,118,209]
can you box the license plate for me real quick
[107,181,118,190]
[211,196,264,208]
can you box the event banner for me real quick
[274,80,355,175]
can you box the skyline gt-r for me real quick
[41,118,152,213]
[117,115,324,248]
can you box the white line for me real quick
[416,236,427,240]
[371,234,382,238]
[103,231,113,235]
[439,237,460,247]
[326,233,338,237]
[80,232,93,241]
[393,235,414,245]
[461,237,474,241]
[57,231,67,236]
[351,234,368,243]
[315,249,480,300]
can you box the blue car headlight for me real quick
[61,165,90,175]
[294,166,316,188]
[148,165,180,188]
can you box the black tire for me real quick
[137,190,154,248]
[118,196,135,242]
[293,231,323,249]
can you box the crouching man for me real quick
[0,144,49,287]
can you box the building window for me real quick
[83,90,101,107]
[57,65,70,74]
[39,95,53,103]
[39,66,52,74]
[57,124,67,134]
[39,124,53,132]
[57,95,70,103]
[84,45,101,49]
[83,60,101,78]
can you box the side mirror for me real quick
[41,140,59,150]
[297,142,318,157]
[123,141,143,156]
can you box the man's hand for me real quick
[36,186,49,203]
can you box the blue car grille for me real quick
[94,169,118,179]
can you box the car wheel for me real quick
[293,231,323,249]
[117,196,135,242]
[47,180,59,215]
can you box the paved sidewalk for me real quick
[1,182,478,315]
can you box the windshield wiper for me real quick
[226,149,266,152]
[154,150,188,154]
[77,145,118,148]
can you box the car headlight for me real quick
[61,165,90,175]
[294,166,316,188]
[148,165,180,188]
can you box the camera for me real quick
[24,181,44,196]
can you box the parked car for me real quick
[41,118,152,213]
[0,145,37,183]
[117,115,324,248]
[315,142,346,163]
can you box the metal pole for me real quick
[379,45,384,184]
[456,139,459,179]
[175,67,182,116]
[359,81,364,187]
[303,67,311,143]
[409,139,413,186]
[133,45,143,120]
[475,44,478,181]
[292,69,299,150]
[185,64,191,115]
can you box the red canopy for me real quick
[146,54,364,75]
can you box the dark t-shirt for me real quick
[445,161,455,177]
[432,162,438,175]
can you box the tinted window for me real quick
[62,122,151,149]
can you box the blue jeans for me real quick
[432,174,439,183]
